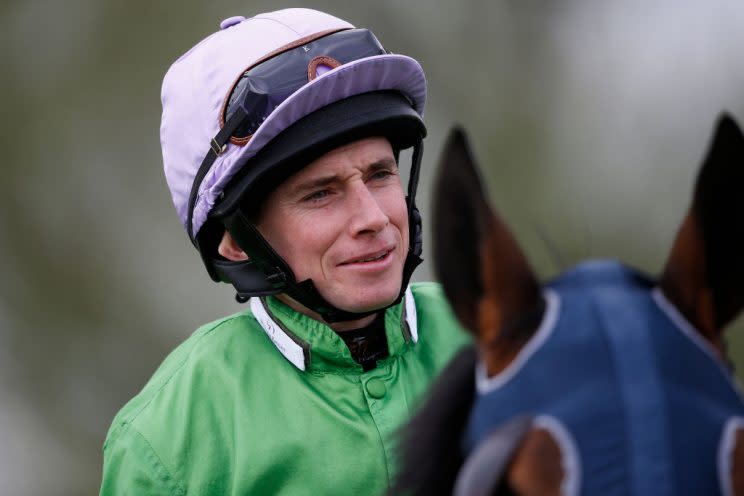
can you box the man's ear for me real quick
[218,231,249,261]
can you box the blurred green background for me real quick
[3,0,744,494]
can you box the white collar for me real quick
[250,286,419,371]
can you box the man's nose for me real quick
[347,182,389,235]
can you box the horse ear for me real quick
[661,113,744,339]
[433,127,540,346]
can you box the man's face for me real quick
[256,136,410,313]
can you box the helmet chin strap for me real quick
[215,139,424,324]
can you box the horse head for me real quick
[394,114,744,496]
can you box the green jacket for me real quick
[100,283,469,495]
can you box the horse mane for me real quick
[390,345,477,495]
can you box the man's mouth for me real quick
[342,248,393,265]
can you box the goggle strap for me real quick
[188,107,249,243]
[407,139,424,258]
[408,140,423,201]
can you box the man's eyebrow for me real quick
[365,157,398,172]
[290,175,340,196]
[290,157,398,196]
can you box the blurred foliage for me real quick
[2,0,744,494]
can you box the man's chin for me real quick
[330,287,402,314]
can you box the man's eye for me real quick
[304,190,330,202]
[370,169,395,181]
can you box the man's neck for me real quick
[275,294,378,332]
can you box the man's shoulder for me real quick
[409,281,446,301]
[409,282,470,344]
[103,308,269,447]
[409,281,454,319]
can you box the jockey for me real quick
[99,8,469,495]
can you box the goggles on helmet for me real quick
[221,28,387,144]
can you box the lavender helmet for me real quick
[160,8,427,322]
